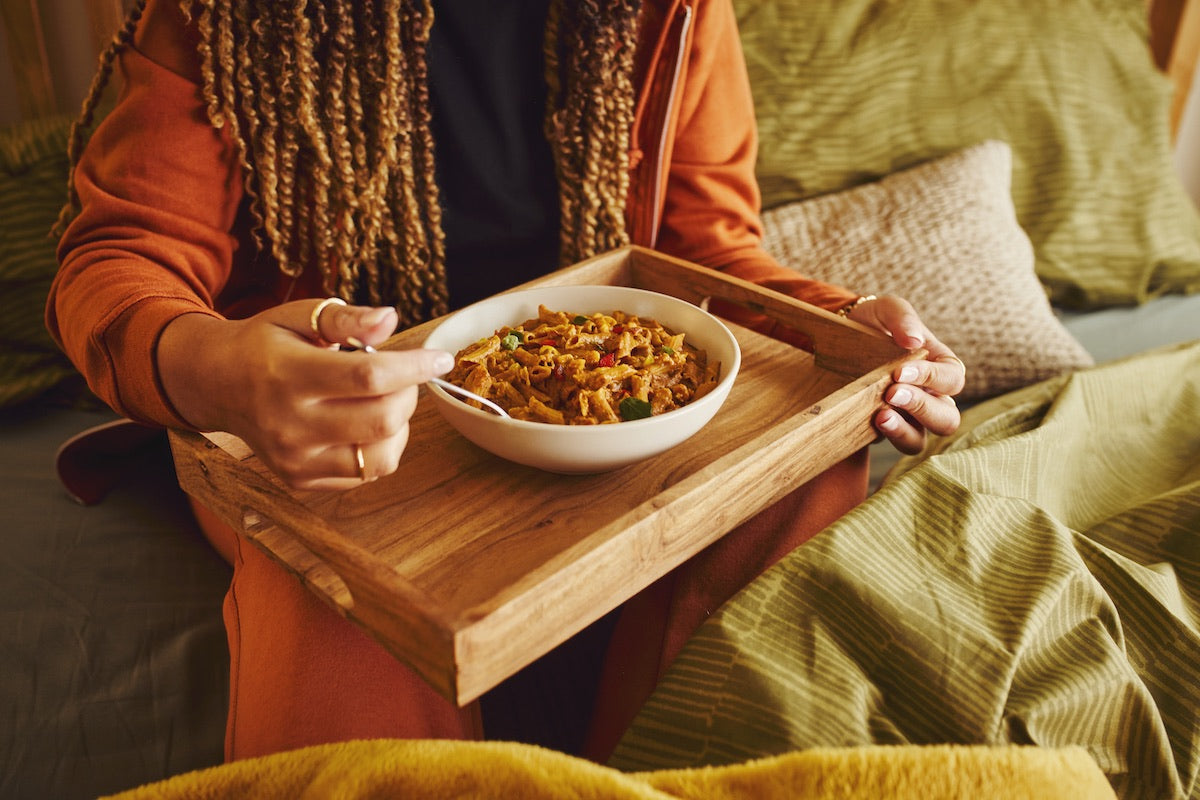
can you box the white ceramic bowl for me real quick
[421,285,741,473]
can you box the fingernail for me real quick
[878,411,900,432]
[362,307,395,327]
[904,324,926,344]
[432,351,454,374]
[891,387,912,407]
[898,365,918,383]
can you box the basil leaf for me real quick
[619,396,653,421]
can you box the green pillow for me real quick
[0,114,97,410]
[737,0,1200,309]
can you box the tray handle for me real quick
[171,430,460,698]
[623,246,910,374]
[239,481,461,698]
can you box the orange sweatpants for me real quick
[190,448,869,763]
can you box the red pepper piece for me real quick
[598,351,617,368]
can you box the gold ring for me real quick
[353,443,367,481]
[310,297,347,342]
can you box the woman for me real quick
[48,0,963,763]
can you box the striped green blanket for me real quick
[610,341,1200,800]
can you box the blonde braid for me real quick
[324,2,362,297]
[291,0,334,284]
[53,0,148,236]
[353,0,393,303]
[353,0,410,306]
[544,0,641,265]
[252,0,303,275]
[238,4,287,273]
[395,0,446,323]
[602,4,638,249]
[63,0,640,327]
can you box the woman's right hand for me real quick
[156,298,454,491]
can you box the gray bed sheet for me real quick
[0,404,230,800]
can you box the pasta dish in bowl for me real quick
[445,305,720,424]
[422,285,741,473]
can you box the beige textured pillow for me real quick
[761,140,1094,401]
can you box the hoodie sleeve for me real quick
[46,0,243,428]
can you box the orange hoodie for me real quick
[47,0,857,429]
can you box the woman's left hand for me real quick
[845,294,965,455]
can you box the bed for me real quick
[1,0,1197,797]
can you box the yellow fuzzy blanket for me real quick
[104,740,1114,799]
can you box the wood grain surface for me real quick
[170,247,916,704]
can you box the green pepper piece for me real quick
[501,333,521,351]
[619,396,653,421]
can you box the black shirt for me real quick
[427,0,560,309]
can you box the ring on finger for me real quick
[353,443,368,481]
[310,297,347,343]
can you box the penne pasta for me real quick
[444,305,721,424]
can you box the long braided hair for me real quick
[60,0,642,328]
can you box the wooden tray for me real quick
[169,246,916,705]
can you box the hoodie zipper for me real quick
[639,1,693,249]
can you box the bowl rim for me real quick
[420,285,741,430]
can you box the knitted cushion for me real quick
[761,140,1093,401]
